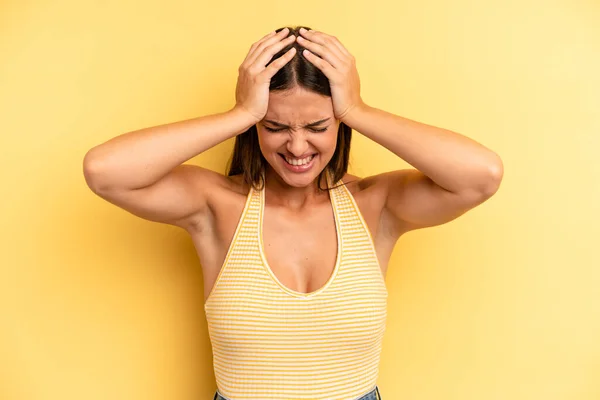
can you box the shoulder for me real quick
[177,165,249,200]
[339,171,408,238]
[218,172,251,196]
[181,168,250,230]
[339,172,389,222]
[340,172,388,204]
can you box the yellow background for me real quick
[1,0,599,399]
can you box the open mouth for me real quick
[279,153,317,166]
[278,153,318,171]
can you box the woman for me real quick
[83,26,503,400]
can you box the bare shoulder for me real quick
[190,167,248,196]
[339,171,406,240]
[184,168,250,231]
[340,172,388,206]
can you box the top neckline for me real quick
[256,169,343,299]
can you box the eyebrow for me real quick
[263,118,331,128]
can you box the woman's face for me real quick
[257,87,340,188]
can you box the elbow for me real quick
[82,149,109,194]
[481,153,504,197]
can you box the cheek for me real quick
[257,133,286,160]
[257,131,277,149]
[320,132,339,153]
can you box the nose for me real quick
[286,132,309,157]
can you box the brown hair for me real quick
[226,26,352,192]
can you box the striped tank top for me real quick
[204,170,388,400]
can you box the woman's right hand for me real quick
[234,28,297,123]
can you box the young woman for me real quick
[83,26,503,400]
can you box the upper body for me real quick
[83,24,502,398]
[83,25,502,305]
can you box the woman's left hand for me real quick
[297,28,365,123]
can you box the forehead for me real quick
[264,88,333,123]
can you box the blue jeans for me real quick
[213,385,382,400]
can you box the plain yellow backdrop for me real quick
[1,0,599,399]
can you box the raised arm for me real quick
[83,27,298,230]
[345,104,503,233]
[297,28,503,234]
[82,107,257,228]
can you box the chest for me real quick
[261,203,339,294]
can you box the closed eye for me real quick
[264,126,328,133]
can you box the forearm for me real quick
[83,106,257,191]
[344,103,503,194]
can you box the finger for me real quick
[244,28,287,67]
[298,30,347,67]
[297,35,344,69]
[260,47,297,80]
[262,30,277,39]
[300,29,348,59]
[251,34,296,70]
[300,28,352,60]
[241,30,277,65]
[302,49,335,79]
[326,34,353,58]
[244,28,291,68]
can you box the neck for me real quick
[263,167,329,210]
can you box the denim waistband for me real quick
[213,385,381,400]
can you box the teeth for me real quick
[284,154,314,166]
